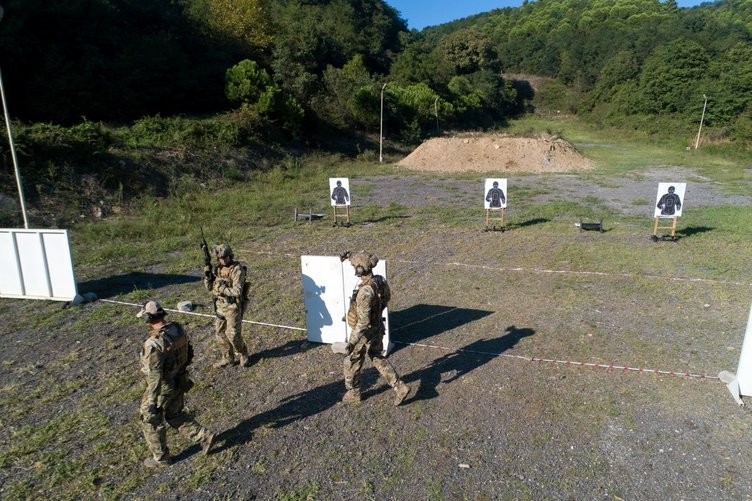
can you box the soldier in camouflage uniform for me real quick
[137,300,215,467]
[341,251,410,406]
[203,243,251,368]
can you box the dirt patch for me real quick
[398,133,594,173]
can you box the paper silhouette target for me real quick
[484,178,508,209]
[654,182,686,218]
[329,178,351,206]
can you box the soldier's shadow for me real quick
[213,376,347,452]
[76,271,199,299]
[389,304,494,353]
[402,325,535,404]
[248,339,310,365]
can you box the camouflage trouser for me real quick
[343,330,400,393]
[140,386,210,461]
[214,301,248,361]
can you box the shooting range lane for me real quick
[100,240,750,382]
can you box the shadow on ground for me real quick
[677,225,714,238]
[215,375,346,452]
[507,217,550,230]
[390,304,494,353]
[77,272,199,298]
[403,325,535,403]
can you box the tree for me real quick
[225,59,303,133]
[708,42,752,125]
[637,39,710,114]
[204,0,274,54]
[437,29,501,76]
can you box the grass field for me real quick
[1,117,752,499]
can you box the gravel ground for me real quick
[1,162,752,500]
[356,167,752,216]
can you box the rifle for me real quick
[200,227,218,314]
[200,226,214,282]
[200,226,211,267]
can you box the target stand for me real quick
[485,208,506,232]
[652,216,678,241]
[333,205,351,227]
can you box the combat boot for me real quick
[393,381,410,407]
[201,433,216,455]
[342,389,361,404]
[143,456,172,468]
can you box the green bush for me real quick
[15,120,111,162]
[121,115,241,152]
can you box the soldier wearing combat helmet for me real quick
[340,251,410,406]
[203,243,251,368]
[137,300,215,467]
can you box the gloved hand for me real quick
[143,404,161,425]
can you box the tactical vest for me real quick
[346,275,390,329]
[213,262,251,306]
[160,322,192,379]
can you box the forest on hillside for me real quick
[1,0,751,226]
[0,0,750,141]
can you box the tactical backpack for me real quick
[371,275,390,311]
[240,263,251,310]
[161,323,193,379]
[346,275,390,329]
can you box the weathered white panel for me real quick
[735,302,752,397]
[301,255,391,354]
[43,232,78,299]
[0,229,77,301]
[0,231,23,295]
[301,255,347,344]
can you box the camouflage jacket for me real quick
[347,275,390,346]
[204,261,246,307]
[140,322,191,406]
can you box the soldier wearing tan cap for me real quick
[137,300,215,467]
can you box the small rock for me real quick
[177,300,193,312]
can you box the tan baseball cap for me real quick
[136,300,165,320]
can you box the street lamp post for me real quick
[694,94,708,150]
[0,6,30,228]
[379,82,387,163]
[434,96,440,134]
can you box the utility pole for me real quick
[434,96,440,134]
[379,82,387,163]
[694,94,708,150]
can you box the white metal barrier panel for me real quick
[0,228,77,301]
[301,255,391,355]
[726,302,752,405]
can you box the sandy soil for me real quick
[398,133,594,173]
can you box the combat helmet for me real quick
[212,243,233,260]
[349,251,378,274]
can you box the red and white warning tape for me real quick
[391,340,718,380]
[100,298,307,331]
[101,294,721,381]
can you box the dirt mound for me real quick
[397,133,593,173]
